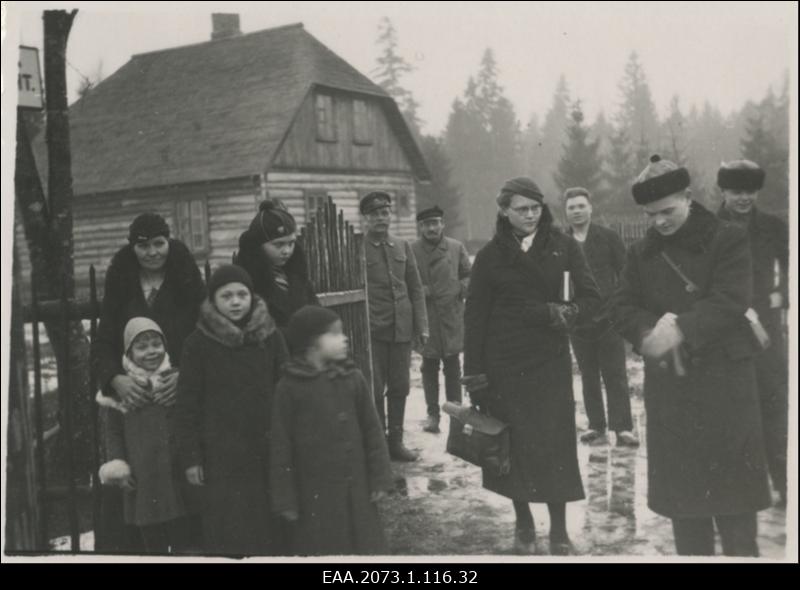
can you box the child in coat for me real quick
[271,305,393,555]
[97,317,199,554]
[174,264,288,556]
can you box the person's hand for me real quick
[370,490,388,503]
[770,292,783,309]
[547,303,578,331]
[111,375,148,409]
[186,465,205,486]
[641,317,684,359]
[418,333,429,347]
[153,371,179,407]
[95,391,130,414]
[280,509,299,522]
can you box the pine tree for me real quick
[521,113,543,180]
[554,101,603,197]
[537,75,572,199]
[617,52,660,169]
[373,17,422,134]
[662,95,688,165]
[741,96,789,214]
[603,124,635,213]
[415,135,465,237]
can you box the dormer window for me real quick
[315,93,337,142]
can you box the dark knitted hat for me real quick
[208,264,254,300]
[416,205,444,222]
[498,177,544,204]
[244,200,297,246]
[128,213,170,245]
[631,155,691,205]
[286,305,342,354]
[360,191,392,215]
[717,165,765,192]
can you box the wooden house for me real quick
[17,15,430,295]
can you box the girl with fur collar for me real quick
[175,265,288,556]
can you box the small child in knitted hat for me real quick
[97,317,193,553]
[271,305,393,555]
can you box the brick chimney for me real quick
[211,13,241,40]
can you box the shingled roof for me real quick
[43,23,430,195]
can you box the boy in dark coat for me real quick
[175,265,288,556]
[271,306,393,555]
[717,160,788,506]
[611,155,771,556]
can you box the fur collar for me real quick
[641,201,719,258]
[282,358,357,380]
[717,203,772,236]
[197,296,276,348]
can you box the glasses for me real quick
[509,204,542,215]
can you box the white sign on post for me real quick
[18,46,43,110]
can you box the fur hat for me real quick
[631,155,691,205]
[717,160,765,192]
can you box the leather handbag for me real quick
[443,402,511,477]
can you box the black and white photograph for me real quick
[1,0,796,564]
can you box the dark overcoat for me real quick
[463,210,600,502]
[411,236,472,358]
[271,361,393,555]
[175,297,288,555]
[611,202,771,518]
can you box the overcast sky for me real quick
[9,1,798,135]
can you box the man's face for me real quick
[643,192,692,236]
[363,206,392,235]
[722,189,758,215]
[419,217,444,242]
[565,196,592,227]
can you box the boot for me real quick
[388,397,418,462]
[422,414,440,434]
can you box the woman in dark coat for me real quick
[463,177,600,555]
[236,200,319,329]
[175,265,288,556]
[95,212,206,552]
[611,156,771,556]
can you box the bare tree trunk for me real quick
[16,9,94,486]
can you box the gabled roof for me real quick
[39,23,429,195]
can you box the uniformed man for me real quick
[361,191,428,461]
[411,206,471,434]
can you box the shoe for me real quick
[513,527,537,555]
[616,431,640,448]
[388,437,419,462]
[422,414,441,434]
[387,397,418,462]
[580,429,607,445]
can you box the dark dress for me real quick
[271,361,393,555]
[463,211,601,502]
[611,202,771,518]
[175,297,288,556]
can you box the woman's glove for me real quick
[99,459,135,491]
[641,313,684,359]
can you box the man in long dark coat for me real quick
[611,155,771,556]
[411,205,472,434]
[716,160,788,507]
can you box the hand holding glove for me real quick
[641,313,684,359]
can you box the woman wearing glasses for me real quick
[463,177,600,555]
